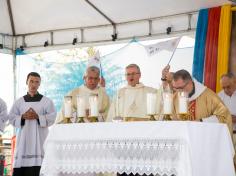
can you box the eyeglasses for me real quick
[125,72,140,77]
[86,76,99,81]
[173,81,189,90]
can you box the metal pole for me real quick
[13,51,17,101]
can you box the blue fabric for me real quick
[192,9,209,83]
[15,48,26,55]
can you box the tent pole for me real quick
[12,36,17,101]
[6,0,16,36]
[13,51,16,101]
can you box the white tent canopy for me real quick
[0,0,232,53]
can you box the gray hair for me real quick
[173,69,192,81]
[84,66,100,77]
[221,73,235,79]
[125,64,141,73]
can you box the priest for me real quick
[172,69,232,133]
[9,72,56,176]
[107,64,157,121]
[57,66,110,123]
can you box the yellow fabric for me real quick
[173,88,232,135]
[124,117,151,121]
[233,133,236,164]
[231,6,236,11]
[216,4,232,93]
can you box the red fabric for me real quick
[204,7,221,92]
[188,100,196,120]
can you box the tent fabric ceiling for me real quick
[0,0,232,53]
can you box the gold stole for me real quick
[188,100,196,120]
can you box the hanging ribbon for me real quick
[204,7,221,92]
[192,9,209,83]
[216,5,232,93]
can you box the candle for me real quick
[146,93,157,115]
[156,88,162,115]
[178,91,188,114]
[77,96,85,117]
[115,92,119,117]
[64,96,72,117]
[89,95,98,117]
[163,92,173,114]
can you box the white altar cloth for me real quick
[40,121,235,176]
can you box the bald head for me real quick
[220,73,236,96]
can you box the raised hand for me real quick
[162,65,170,79]
[99,76,106,87]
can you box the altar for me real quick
[40,121,235,176]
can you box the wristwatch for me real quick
[161,77,167,81]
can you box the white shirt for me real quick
[218,90,236,116]
[218,90,236,130]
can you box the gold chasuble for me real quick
[174,79,232,134]
[188,100,196,120]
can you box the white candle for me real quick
[89,95,98,117]
[77,96,85,117]
[163,92,173,114]
[146,93,156,115]
[115,92,119,117]
[178,97,188,114]
[178,92,188,114]
[64,96,72,117]
[156,88,162,115]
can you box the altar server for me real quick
[9,72,56,176]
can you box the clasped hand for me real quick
[22,108,39,120]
